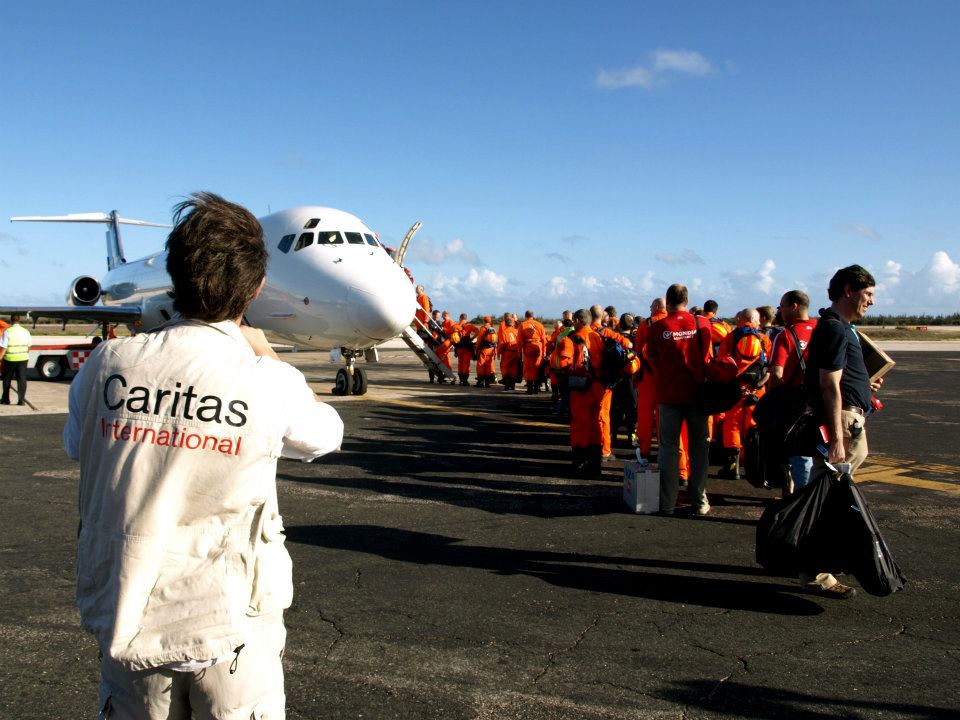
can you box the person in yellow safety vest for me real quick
[589,304,632,462]
[0,314,32,406]
[717,307,772,479]
[474,316,498,387]
[456,313,479,386]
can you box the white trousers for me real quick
[97,614,286,720]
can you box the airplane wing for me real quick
[10,213,170,228]
[0,305,142,324]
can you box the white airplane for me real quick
[2,205,425,394]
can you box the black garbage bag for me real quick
[756,467,906,596]
[845,479,908,596]
[755,468,839,575]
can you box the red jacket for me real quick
[647,311,713,405]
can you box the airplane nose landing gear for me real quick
[332,349,368,396]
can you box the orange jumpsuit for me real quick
[634,309,667,456]
[497,325,520,386]
[719,322,772,451]
[703,312,732,440]
[591,322,632,457]
[458,322,479,377]
[475,325,498,382]
[555,327,604,450]
[435,318,459,371]
[415,292,431,328]
[519,318,546,383]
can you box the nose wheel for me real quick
[333,352,368,396]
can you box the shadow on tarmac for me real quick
[286,524,824,616]
[656,679,957,719]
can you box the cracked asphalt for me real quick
[1,349,958,718]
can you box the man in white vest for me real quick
[0,313,31,405]
[64,192,344,719]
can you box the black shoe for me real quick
[17,402,26,406]
[0,400,9,405]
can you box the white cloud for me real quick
[407,236,481,265]
[841,223,883,242]
[923,251,960,296]
[597,49,715,90]
[580,275,601,291]
[548,276,568,297]
[431,268,507,301]
[721,259,778,299]
[655,249,705,266]
[652,49,715,76]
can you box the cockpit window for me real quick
[344,231,365,245]
[363,233,379,247]
[278,234,296,254]
[303,218,320,229]
[294,232,314,251]
[317,231,343,245]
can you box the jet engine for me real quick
[67,276,102,306]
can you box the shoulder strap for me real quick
[693,316,709,382]
[785,325,806,380]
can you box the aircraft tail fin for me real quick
[11,211,170,271]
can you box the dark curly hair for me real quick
[165,192,266,321]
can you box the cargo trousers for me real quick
[97,614,286,720]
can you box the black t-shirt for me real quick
[804,307,872,416]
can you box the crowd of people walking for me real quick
[413,265,884,539]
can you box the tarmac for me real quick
[1,344,958,719]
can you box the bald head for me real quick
[739,307,760,325]
[589,304,603,322]
[650,297,666,314]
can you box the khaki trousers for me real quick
[98,614,286,720]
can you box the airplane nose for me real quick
[346,273,417,341]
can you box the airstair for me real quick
[400,319,456,381]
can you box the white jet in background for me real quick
[3,206,424,394]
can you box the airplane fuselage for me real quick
[99,206,417,351]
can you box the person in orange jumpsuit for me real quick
[414,285,431,332]
[554,308,605,477]
[589,305,632,461]
[701,299,732,444]
[717,307,771,479]
[456,313,479,386]
[434,310,459,378]
[548,313,574,417]
[497,316,521,390]
[635,297,667,460]
[474,316,498,387]
[518,310,546,393]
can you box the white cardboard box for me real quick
[623,460,660,514]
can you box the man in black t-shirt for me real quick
[801,264,884,599]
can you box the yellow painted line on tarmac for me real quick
[856,465,960,494]
[359,395,568,429]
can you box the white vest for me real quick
[67,320,343,669]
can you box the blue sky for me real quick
[2,1,958,317]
